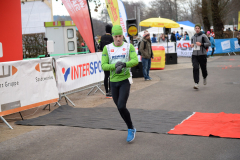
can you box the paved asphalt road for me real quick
[1,56,240,160]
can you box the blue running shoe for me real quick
[127,128,136,142]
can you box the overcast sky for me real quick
[52,0,148,18]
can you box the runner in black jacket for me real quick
[99,25,114,98]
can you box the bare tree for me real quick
[211,0,224,38]
[202,0,211,32]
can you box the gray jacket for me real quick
[191,32,211,56]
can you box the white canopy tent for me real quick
[139,24,195,40]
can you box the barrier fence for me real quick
[177,38,240,57]
[56,52,104,106]
[0,53,105,129]
[0,57,59,129]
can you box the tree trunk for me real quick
[202,0,211,32]
[175,0,178,21]
[211,0,224,38]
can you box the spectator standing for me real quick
[151,34,157,43]
[159,33,168,43]
[210,29,215,38]
[175,31,181,40]
[81,42,86,53]
[171,31,176,42]
[191,24,211,89]
[183,31,190,40]
[207,31,215,58]
[99,24,114,98]
[139,30,154,81]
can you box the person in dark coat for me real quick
[171,31,176,42]
[99,24,114,98]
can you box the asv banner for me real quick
[0,58,59,117]
[176,40,193,57]
[56,53,104,93]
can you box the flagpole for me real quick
[86,1,97,53]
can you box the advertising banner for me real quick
[0,0,23,62]
[238,11,240,30]
[105,0,120,26]
[56,53,104,93]
[208,39,233,54]
[0,58,59,117]
[231,38,240,52]
[176,41,193,57]
[153,42,176,53]
[62,0,95,53]
[118,0,129,42]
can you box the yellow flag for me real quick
[105,0,120,26]
[238,11,240,30]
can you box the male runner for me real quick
[101,25,139,142]
[191,24,211,89]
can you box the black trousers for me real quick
[104,71,110,93]
[211,48,215,56]
[110,79,133,129]
[192,55,208,84]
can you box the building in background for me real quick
[21,0,53,34]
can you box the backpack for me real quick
[137,40,147,55]
[202,36,208,52]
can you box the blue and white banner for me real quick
[118,0,130,43]
[231,38,240,52]
[207,38,240,55]
[56,53,104,93]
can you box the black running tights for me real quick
[104,71,110,93]
[110,79,133,129]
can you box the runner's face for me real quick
[195,26,200,33]
[113,35,123,46]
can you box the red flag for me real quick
[62,0,95,53]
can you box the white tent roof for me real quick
[139,24,195,39]
[21,1,52,34]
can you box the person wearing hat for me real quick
[207,31,215,58]
[190,24,211,89]
[99,25,114,98]
[101,25,138,142]
[139,30,154,81]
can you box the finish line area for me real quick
[1,56,240,160]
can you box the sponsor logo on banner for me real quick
[35,62,53,72]
[151,57,161,62]
[177,42,192,50]
[221,40,231,50]
[0,58,59,117]
[105,0,120,25]
[61,61,102,82]
[176,41,193,57]
[0,65,18,78]
[56,53,104,93]
[234,41,240,49]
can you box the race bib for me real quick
[128,76,133,84]
[194,44,200,50]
